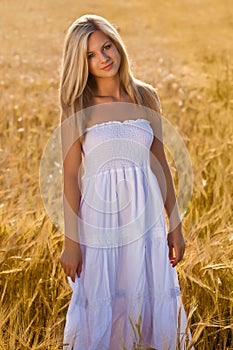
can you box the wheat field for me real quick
[0,0,232,349]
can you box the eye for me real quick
[103,44,111,50]
[87,53,95,59]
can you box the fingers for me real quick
[60,261,76,282]
[59,246,83,282]
[172,249,182,267]
[70,268,76,283]
[171,244,185,267]
[60,262,82,281]
[169,246,175,265]
[76,263,82,278]
[59,256,78,282]
[167,229,186,268]
[168,240,185,267]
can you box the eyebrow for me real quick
[87,40,111,54]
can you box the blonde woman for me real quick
[59,14,192,350]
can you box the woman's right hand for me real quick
[60,237,83,282]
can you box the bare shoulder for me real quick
[136,80,162,112]
[60,111,82,157]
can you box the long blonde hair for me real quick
[59,14,161,124]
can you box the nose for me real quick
[100,51,110,63]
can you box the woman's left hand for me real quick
[167,225,185,267]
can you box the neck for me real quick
[94,75,122,99]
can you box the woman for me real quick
[59,14,191,350]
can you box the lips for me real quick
[102,62,113,71]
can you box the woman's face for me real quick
[87,30,121,79]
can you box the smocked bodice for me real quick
[81,119,154,177]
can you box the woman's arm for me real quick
[59,114,83,282]
[150,114,185,267]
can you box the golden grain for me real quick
[0,0,232,349]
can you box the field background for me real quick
[0,0,232,349]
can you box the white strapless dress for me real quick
[63,118,192,350]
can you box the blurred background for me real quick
[0,0,232,349]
